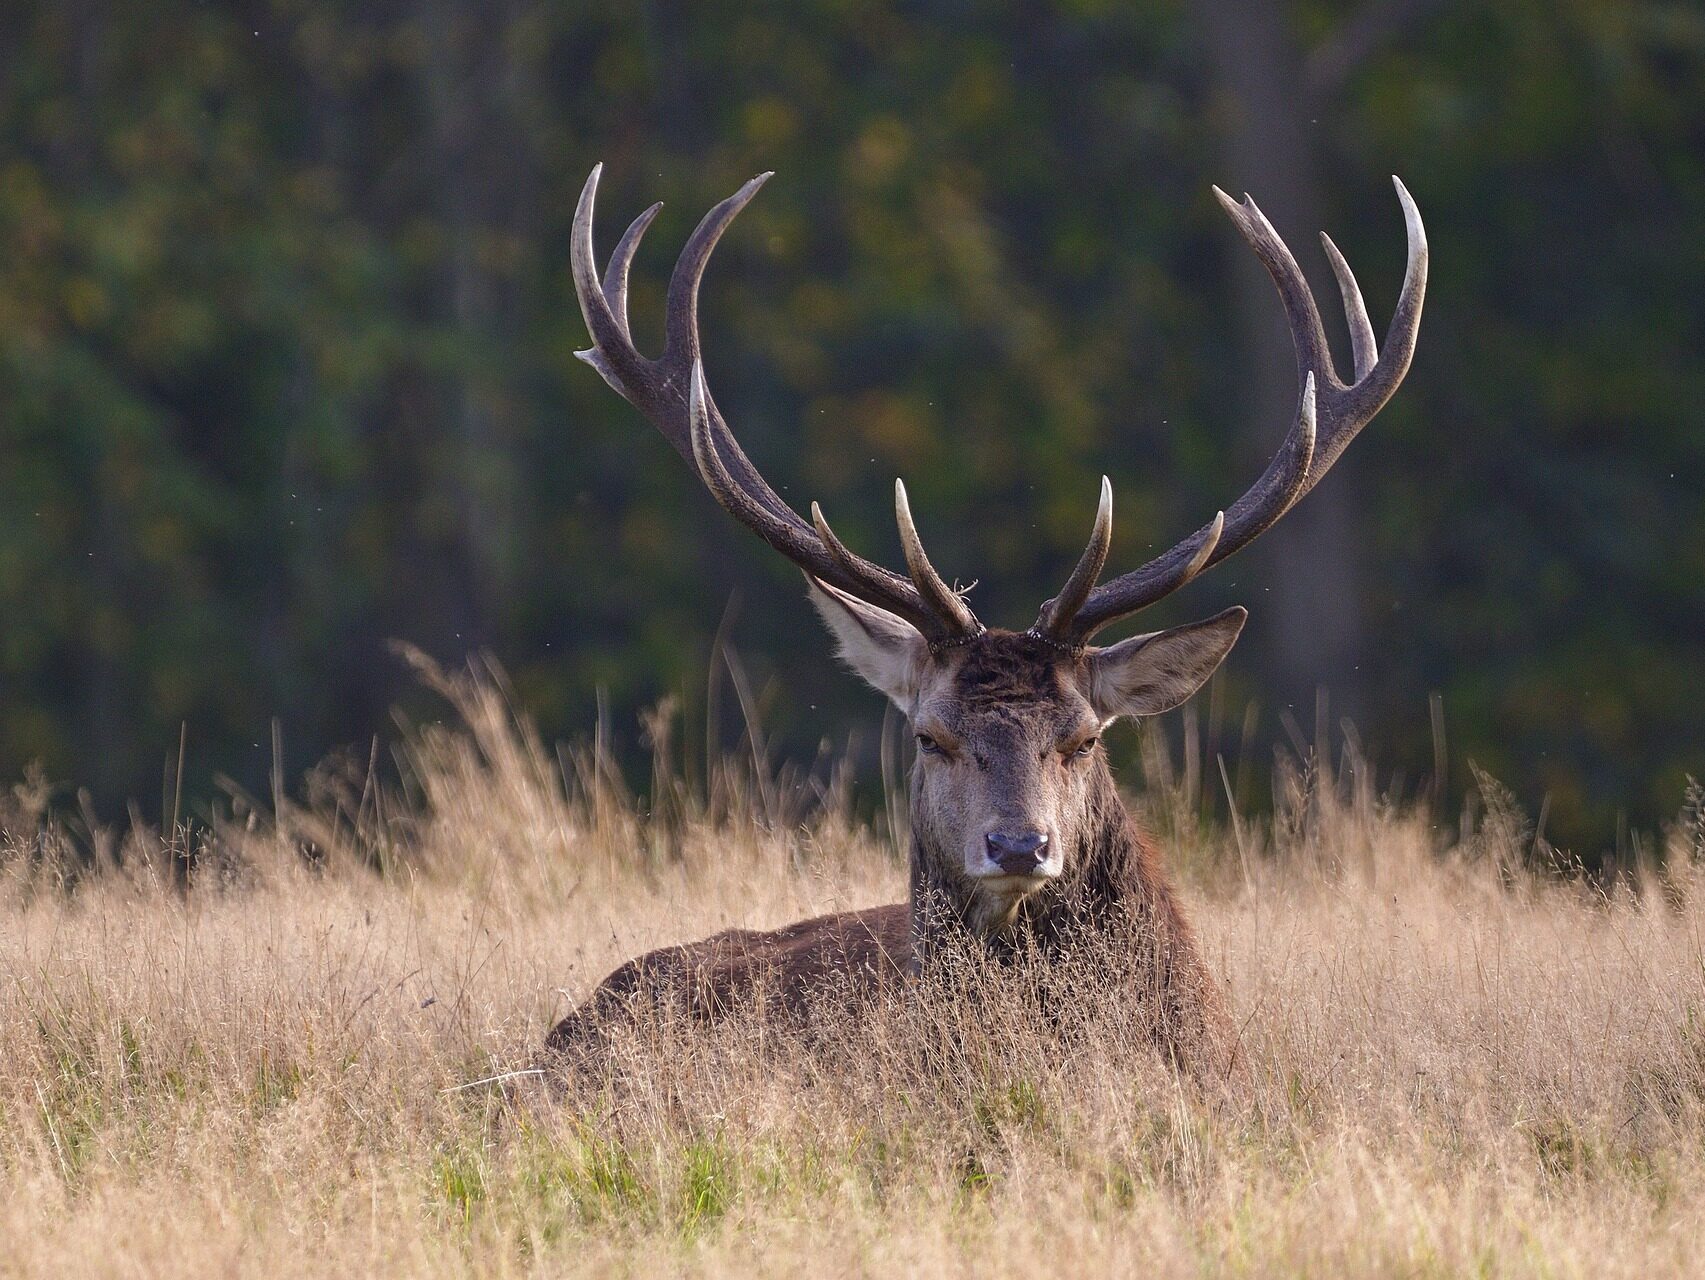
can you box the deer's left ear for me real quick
[1086,607,1247,720]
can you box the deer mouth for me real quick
[970,860,1063,895]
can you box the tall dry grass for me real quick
[2,656,1704,1277]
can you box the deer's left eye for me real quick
[1067,737,1098,760]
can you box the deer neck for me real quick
[906,760,1174,968]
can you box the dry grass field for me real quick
[3,657,1704,1278]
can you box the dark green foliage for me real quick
[0,1,1699,848]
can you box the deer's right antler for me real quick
[571,165,982,647]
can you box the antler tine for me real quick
[1034,476,1113,639]
[809,500,956,630]
[1051,180,1424,643]
[572,164,981,644]
[1320,232,1376,380]
[571,164,645,398]
[1327,175,1428,471]
[810,501,877,585]
[895,480,980,636]
[662,171,773,367]
[603,201,663,342]
[1217,188,1339,393]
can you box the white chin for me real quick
[972,871,1055,896]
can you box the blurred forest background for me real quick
[0,0,1700,851]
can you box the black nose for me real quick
[986,830,1049,875]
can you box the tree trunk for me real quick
[60,0,124,795]
[1197,0,1365,726]
[418,0,532,651]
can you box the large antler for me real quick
[571,164,982,645]
[1035,177,1427,646]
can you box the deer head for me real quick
[571,164,1425,934]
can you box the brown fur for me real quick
[544,904,909,1060]
[546,629,1236,1078]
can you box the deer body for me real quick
[545,768,1225,1070]
[546,163,1425,1074]
[544,904,909,1059]
[546,627,1239,1069]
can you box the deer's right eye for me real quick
[916,734,944,756]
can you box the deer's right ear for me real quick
[805,577,929,711]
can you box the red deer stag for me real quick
[546,164,1425,1072]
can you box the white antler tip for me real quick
[579,164,602,209]
[1394,178,1426,247]
[1183,512,1224,580]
